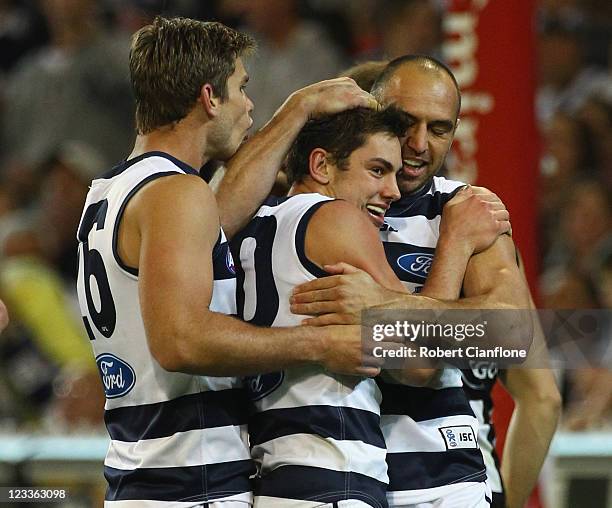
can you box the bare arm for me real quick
[217,78,379,239]
[130,175,378,377]
[499,261,561,508]
[306,200,434,385]
[422,185,511,300]
[499,366,561,508]
[291,187,515,315]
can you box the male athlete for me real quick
[292,56,559,508]
[230,106,511,508]
[76,17,387,507]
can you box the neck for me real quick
[129,118,209,171]
[288,178,334,198]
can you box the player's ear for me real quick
[201,84,219,118]
[309,148,331,185]
[450,117,460,148]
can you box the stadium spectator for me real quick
[1,0,133,169]
[223,0,345,128]
[537,22,612,124]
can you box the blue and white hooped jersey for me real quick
[462,364,504,497]
[231,193,389,508]
[76,151,253,507]
[379,176,487,506]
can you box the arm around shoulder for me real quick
[134,178,375,376]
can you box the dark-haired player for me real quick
[231,105,510,507]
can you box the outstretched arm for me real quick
[217,78,379,239]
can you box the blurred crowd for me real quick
[0,0,610,434]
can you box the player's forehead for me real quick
[380,65,458,123]
[230,57,248,82]
[348,132,402,169]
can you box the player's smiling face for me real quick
[380,65,459,195]
[328,132,402,228]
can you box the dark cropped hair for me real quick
[285,106,410,186]
[130,16,255,134]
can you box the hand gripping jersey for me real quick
[231,194,389,508]
[76,152,253,507]
[379,177,488,506]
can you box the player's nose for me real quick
[382,174,401,202]
[407,123,427,155]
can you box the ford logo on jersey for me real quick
[245,372,284,401]
[96,353,136,398]
[397,253,433,279]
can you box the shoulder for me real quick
[132,173,219,237]
[134,173,213,208]
[432,176,466,194]
[310,199,372,227]
[307,199,380,247]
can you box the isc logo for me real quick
[440,425,478,450]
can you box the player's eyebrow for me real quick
[369,157,395,172]
[429,119,454,132]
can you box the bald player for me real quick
[292,56,560,508]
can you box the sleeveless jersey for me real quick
[379,176,487,506]
[231,194,389,508]
[76,151,253,507]
[462,364,504,500]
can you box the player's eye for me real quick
[431,125,451,136]
[370,167,384,177]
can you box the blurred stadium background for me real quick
[0,0,610,507]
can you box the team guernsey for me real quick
[462,365,505,506]
[379,176,489,506]
[231,193,389,508]
[76,152,253,507]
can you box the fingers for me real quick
[470,185,497,198]
[306,78,381,117]
[291,288,339,305]
[302,313,358,326]
[487,201,507,211]
[492,209,510,222]
[322,262,360,275]
[355,367,381,378]
[292,300,341,316]
[447,186,472,205]
[497,220,512,235]
[292,275,343,296]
